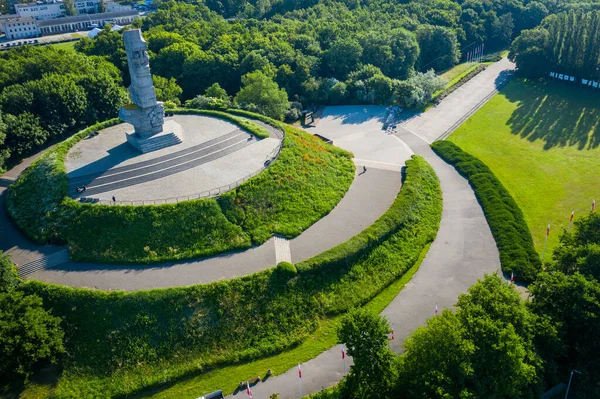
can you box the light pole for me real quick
[564,369,582,399]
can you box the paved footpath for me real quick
[1,59,514,398]
[226,60,515,399]
[402,57,515,143]
[26,166,401,290]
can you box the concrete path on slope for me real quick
[401,57,515,143]
[227,128,501,399]
[25,167,402,290]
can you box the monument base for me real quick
[126,120,183,153]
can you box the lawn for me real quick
[51,41,77,52]
[440,62,482,88]
[448,79,600,256]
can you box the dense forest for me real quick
[0,47,127,170]
[2,0,600,170]
[311,214,600,399]
[511,9,600,78]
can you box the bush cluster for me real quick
[0,253,65,380]
[6,119,121,243]
[23,155,442,398]
[7,111,354,263]
[432,141,541,282]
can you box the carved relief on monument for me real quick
[119,28,164,138]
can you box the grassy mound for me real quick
[23,155,442,398]
[6,111,354,263]
[432,140,541,282]
[447,79,600,255]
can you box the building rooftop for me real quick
[37,10,138,26]
[0,16,37,23]
[15,0,64,8]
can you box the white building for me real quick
[1,9,137,39]
[36,10,138,35]
[14,2,67,20]
[1,16,41,39]
[14,0,121,21]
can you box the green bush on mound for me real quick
[431,140,541,282]
[23,155,442,398]
[6,111,354,263]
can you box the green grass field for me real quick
[440,62,481,87]
[449,79,600,256]
[51,41,77,52]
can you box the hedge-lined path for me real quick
[223,128,501,399]
[23,166,402,291]
[401,57,515,143]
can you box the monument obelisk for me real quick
[119,29,182,153]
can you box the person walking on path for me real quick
[112,196,116,204]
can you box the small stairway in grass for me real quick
[17,249,70,278]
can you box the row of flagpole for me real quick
[246,200,598,399]
[466,43,484,64]
[246,302,442,399]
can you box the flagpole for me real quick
[568,211,574,232]
[343,346,346,372]
[541,224,550,264]
[298,362,302,398]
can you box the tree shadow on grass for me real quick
[501,80,600,150]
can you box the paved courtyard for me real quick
[305,105,413,170]
[65,115,281,203]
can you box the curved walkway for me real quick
[1,59,514,398]
[26,166,402,290]
[225,60,513,399]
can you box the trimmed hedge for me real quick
[23,155,442,398]
[431,140,541,282]
[6,111,354,263]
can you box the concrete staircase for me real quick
[127,131,183,153]
[17,249,70,277]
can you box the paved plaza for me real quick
[305,105,413,169]
[65,115,281,203]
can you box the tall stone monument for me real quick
[119,29,182,153]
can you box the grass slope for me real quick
[22,155,441,399]
[448,79,600,255]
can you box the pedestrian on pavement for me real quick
[363,165,367,174]
[112,195,116,203]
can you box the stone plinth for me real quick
[119,103,165,139]
[125,119,183,154]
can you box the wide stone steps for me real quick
[136,132,183,153]
[73,134,256,197]
[17,249,70,277]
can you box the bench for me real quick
[313,133,333,145]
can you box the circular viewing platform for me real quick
[65,114,282,204]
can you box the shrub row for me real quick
[6,111,354,263]
[23,154,442,398]
[431,140,541,282]
[433,64,487,104]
